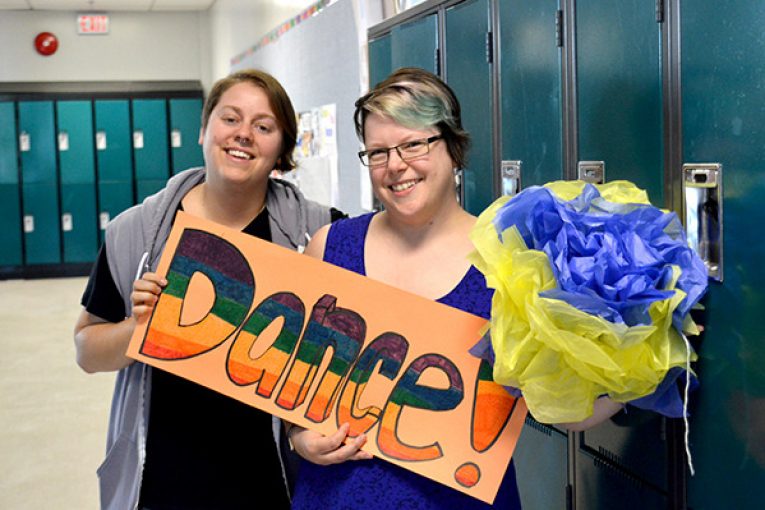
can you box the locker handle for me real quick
[501,160,522,196]
[62,213,73,232]
[577,161,605,184]
[133,130,144,149]
[171,129,182,148]
[19,131,31,152]
[682,163,723,282]
[23,215,35,233]
[96,131,107,150]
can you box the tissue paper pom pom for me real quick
[470,181,707,423]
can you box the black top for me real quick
[82,208,291,510]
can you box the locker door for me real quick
[498,12,567,505]
[683,2,765,507]
[390,14,438,74]
[576,0,664,204]
[368,33,392,88]
[57,100,98,263]
[18,101,60,265]
[512,418,568,510]
[0,102,23,267]
[573,2,671,508]
[132,98,170,202]
[95,99,134,240]
[445,0,493,215]
[499,0,563,188]
[169,98,204,175]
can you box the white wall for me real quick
[0,10,208,84]
[207,0,316,85]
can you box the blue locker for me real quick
[445,0,494,215]
[169,98,204,175]
[95,99,134,240]
[57,100,98,263]
[18,101,60,265]
[0,102,23,267]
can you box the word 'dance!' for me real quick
[128,212,527,504]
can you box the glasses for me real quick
[358,135,442,167]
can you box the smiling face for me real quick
[364,113,458,224]
[199,81,283,189]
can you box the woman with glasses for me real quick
[286,67,523,509]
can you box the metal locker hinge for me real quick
[485,31,493,64]
[555,10,564,47]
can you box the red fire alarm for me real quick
[34,32,59,56]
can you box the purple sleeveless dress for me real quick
[290,213,522,510]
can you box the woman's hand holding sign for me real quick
[288,422,373,465]
[131,273,167,323]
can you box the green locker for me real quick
[683,1,765,507]
[169,98,204,175]
[95,99,134,240]
[391,14,438,74]
[98,181,134,230]
[57,100,97,263]
[132,99,169,181]
[573,3,674,508]
[499,0,563,188]
[368,34,392,88]
[445,0,494,215]
[135,179,166,203]
[576,0,664,204]
[132,98,169,202]
[18,101,60,265]
[513,419,568,509]
[0,102,22,267]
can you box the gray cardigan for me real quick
[98,167,332,509]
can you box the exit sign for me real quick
[77,14,110,34]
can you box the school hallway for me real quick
[0,277,114,509]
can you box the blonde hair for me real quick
[354,67,470,169]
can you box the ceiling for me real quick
[0,0,217,10]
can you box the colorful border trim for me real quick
[230,0,337,66]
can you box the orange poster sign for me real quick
[126,212,527,503]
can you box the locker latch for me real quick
[501,160,522,196]
[577,161,605,184]
[683,163,723,282]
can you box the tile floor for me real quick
[0,277,115,509]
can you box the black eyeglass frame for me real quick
[358,134,443,167]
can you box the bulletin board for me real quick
[231,0,367,215]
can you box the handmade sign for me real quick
[127,212,527,503]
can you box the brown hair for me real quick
[202,69,297,171]
[354,67,470,169]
